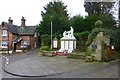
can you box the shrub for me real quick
[41,34,62,46]
[95,20,102,28]
[74,31,89,48]
[74,31,89,41]
[86,48,92,56]
[41,35,51,46]
[40,46,50,52]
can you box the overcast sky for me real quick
[0,0,88,26]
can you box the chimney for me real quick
[8,17,13,24]
[21,16,26,27]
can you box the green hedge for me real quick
[74,31,89,41]
[74,31,89,51]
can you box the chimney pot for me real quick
[8,17,13,24]
[21,16,26,27]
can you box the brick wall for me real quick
[0,25,20,50]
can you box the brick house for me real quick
[0,17,40,52]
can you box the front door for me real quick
[13,43,16,51]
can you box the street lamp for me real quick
[50,17,53,50]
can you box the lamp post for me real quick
[116,22,119,53]
[51,20,53,50]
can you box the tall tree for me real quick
[70,15,84,32]
[37,0,69,35]
[70,15,97,32]
[84,2,114,15]
[84,2,115,29]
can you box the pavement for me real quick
[1,49,119,78]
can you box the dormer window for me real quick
[2,30,7,37]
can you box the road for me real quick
[1,49,119,79]
[2,49,39,78]
[0,55,2,80]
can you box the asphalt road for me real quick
[1,49,119,79]
[0,56,2,80]
[2,49,39,78]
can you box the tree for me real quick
[84,2,115,29]
[37,0,69,35]
[70,15,84,32]
[70,14,98,32]
[83,14,98,30]
[84,2,114,15]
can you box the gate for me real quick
[105,45,117,61]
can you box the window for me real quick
[2,30,7,36]
[0,41,8,48]
[21,41,29,48]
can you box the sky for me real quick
[0,0,88,26]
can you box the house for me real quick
[0,17,40,53]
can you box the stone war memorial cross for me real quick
[59,27,76,53]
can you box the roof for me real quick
[12,36,22,43]
[1,22,37,35]
[18,26,37,35]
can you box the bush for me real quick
[74,31,89,48]
[95,20,102,28]
[76,45,86,52]
[86,48,92,56]
[41,34,62,46]
[41,35,50,46]
[74,31,89,41]
[40,46,50,52]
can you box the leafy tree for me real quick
[70,15,97,32]
[97,14,115,28]
[83,14,98,30]
[70,15,84,32]
[38,0,69,35]
[84,2,114,15]
[84,2,115,29]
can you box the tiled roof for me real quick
[1,22,37,35]
[18,26,37,35]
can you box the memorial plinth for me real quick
[59,27,76,53]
